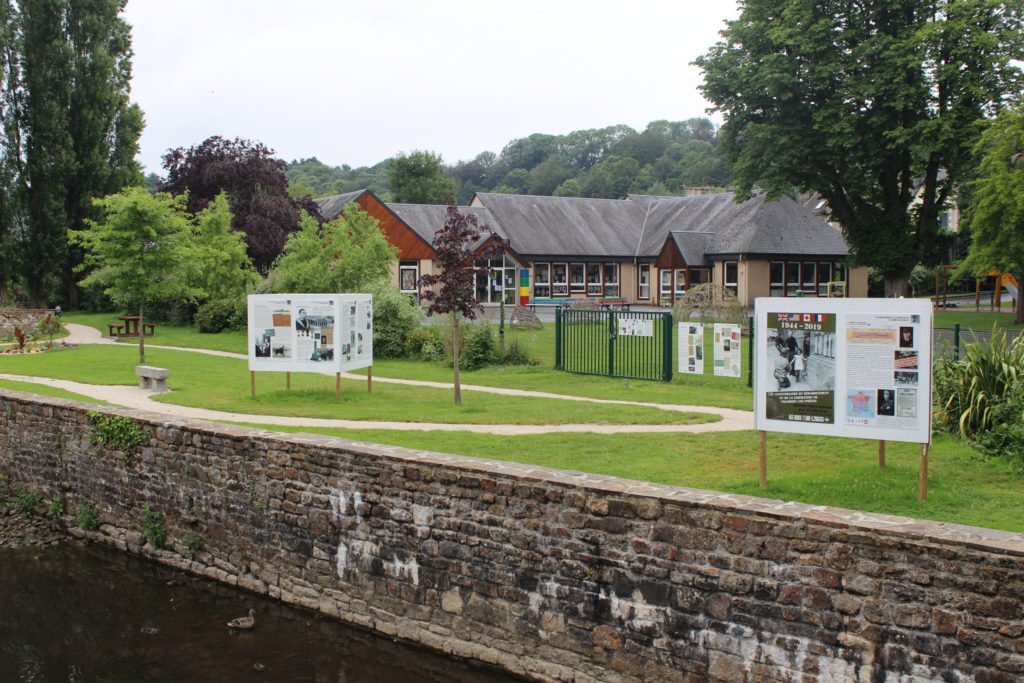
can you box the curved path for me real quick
[0,324,753,436]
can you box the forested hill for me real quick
[286,118,730,204]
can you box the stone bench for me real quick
[135,365,170,394]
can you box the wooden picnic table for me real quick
[109,315,156,338]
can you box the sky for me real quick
[122,1,740,176]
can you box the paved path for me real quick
[0,323,753,436]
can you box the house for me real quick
[314,190,868,308]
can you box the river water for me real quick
[0,542,523,683]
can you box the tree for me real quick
[178,193,258,304]
[418,205,490,405]
[70,187,190,364]
[963,107,1024,323]
[161,136,320,271]
[387,150,456,204]
[697,0,1024,296]
[265,203,396,294]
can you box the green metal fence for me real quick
[555,308,673,382]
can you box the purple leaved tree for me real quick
[418,204,490,405]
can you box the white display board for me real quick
[713,323,742,378]
[754,298,932,444]
[617,316,654,337]
[678,323,704,374]
[248,294,373,374]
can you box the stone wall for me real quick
[0,309,55,337]
[2,389,1024,682]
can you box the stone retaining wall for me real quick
[2,389,1023,682]
[0,308,55,337]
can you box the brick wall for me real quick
[2,389,1023,682]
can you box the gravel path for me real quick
[0,323,754,436]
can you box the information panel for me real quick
[754,298,931,444]
[248,294,373,374]
[713,323,742,378]
[678,323,704,374]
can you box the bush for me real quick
[499,336,538,366]
[141,504,167,549]
[406,326,443,360]
[973,381,1024,470]
[195,295,247,333]
[366,279,423,358]
[146,297,199,326]
[461,322,497,371]
[75,502,99,531]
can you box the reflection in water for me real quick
[0,543,522,683]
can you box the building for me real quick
[314,190,868,308]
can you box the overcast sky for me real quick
[123,1,739,175]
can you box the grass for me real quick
[933,309,1024,332]
[63,311,247,354]
[231,423,1024,532]
[0,378,109,404]
[0,345,713,426]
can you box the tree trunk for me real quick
[1015,272,1024,325]
[138,302,145,366]
[884,274,911,299]
[451,311,461,405]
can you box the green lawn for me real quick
[933,309,1023,333]
[63,311,247,354]
[0,345,713,426]
[0,378,108,404]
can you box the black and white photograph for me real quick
[897,388,918,418]
[877,389,895,416]
[768,327,835,392]
[254,329,274,358]
[894,370,919,385]
[899,326,914,348]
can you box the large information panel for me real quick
[247,294,373,374]
[754,298,931,444]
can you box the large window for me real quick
[817,262,832,297]
[570,263,586,293]
[533,263,551,298]
[399,261,419,298]
[586,263,603,296]
[724,261,738,295]
[603,263,619,297]
[552,263,568,296]
[802,262,816,294]
[674,269,687,299]
[770,261,784,297]
[637,264,650,300]
[768,260,848,297]
[660,269,673,301]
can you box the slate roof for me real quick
[472,193,645,258]
[668,232,713,267]
[386,203,506,252]
[314,190,368,221]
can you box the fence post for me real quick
[663,313,673,382]
[555,307,562,370]
[608,311,616,378]
[747,315,755,388]
[953,323,960,362]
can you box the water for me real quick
[0,543,522,683]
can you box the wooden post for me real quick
[919,443,929,502]
[286,372,291,391]
[250,371,255,398]
[758,430,767,489]
[878,440,886,469]
[367,366,373,393]
[335,372,341,401]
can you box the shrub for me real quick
[499,336,538,366]
[140,504,167,549]
[973,380,1024,470]
[405,326,441,359]
[15,488,42,515]
[195,295,247,333]
[146,297,199,326]
[461,322,497,371]
[184,532,203,553]
[366,279,424,358]
[47,498,64,519]
[75,502,100,531]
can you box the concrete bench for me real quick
[135,365,170,393]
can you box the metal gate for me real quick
[555,308,673,382]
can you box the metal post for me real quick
[555,307,562,370]
[953,323,961,362]
[663,313,673,382]
[608,311,615,378]
[747,315,754,388]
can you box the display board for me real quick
[248,294,373,374]
[678,323,704,374]
[754,298,931,444]
[713,323,742,378]
[617,316,654,337]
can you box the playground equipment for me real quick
[975,271,1019,312]
[933,264,958,308]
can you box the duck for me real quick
[227,608,255,630]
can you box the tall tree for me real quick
[161,136,318,271]
[0,0,16,301]
[963,107,1024,323]
[697,0,1024,296]
[178,193,258,304]
[387,150,456,204]
[70,187,189,364]
[418,205,489,405]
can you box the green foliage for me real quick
[265,205,396,294]
[934,327,1024,437]
[286,157,391,198]
[15,487,42,515]
[184,532,203,553]
[461,322,497,371]
[47,498,64,519]
[75,502,99,531]
[365,279,424,358]
[696,0,1024,291]
[86,411,148,463]
[195,296,247,333]
[178,193,259,304]
[498,336,537,366]
[387,150,456,204]
[140,504,166,549]
[405,326,444,361]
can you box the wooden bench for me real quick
[108,323,125,337]
[599,298,630,311]
[135,365,170,393]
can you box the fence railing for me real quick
[934,325,1022,360]
[555,309,673,382]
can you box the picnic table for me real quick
[108,315,156,338]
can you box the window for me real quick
[587,263,603,296]
[399,261,419,296]
[533,263,551,299]
[603,263,619,297]
[802,262,816,295]
[552,263,568,296]
[660,269,673,301]
[817,262,832,296]
[770,261,784,297]
[724,261,738,295]
[570,263,585,293]
[674,269,687,299]
[638,264,650,300]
